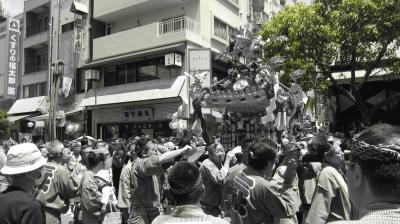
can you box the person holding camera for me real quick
[304,142,351,224]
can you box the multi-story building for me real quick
[76,0,310,139]
[76,0,246,139]
[4,0,311,141]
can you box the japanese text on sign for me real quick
[5,18,20,99]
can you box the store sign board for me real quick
[122,108,153,120]
[188,48,212,88]
[165,53,182,67]
[188,48,211,71]
[5,18,20,99]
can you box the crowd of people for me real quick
[0,123,400,224]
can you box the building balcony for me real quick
[26,21,49,37]
[25,0,50,13]
[21,69,48,86]
[24,28,49,48]
[93,16,206,61]
[94,0,184,22]
[25,61,48,74]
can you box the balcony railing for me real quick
[26,21,49,37]
[158,16,197,36]
[25,61,48,74]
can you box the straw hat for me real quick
[1,143,47,175]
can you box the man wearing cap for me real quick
[152,161,229,224]
[330,124,400,224]
[129,137,197,224]
[33,140,80,224]
[0,143,47,224]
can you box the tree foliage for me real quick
[0,110,11,140]
[261,0,400,123]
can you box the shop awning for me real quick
[81,43,185,69]
[8,114,32,122]
[28,108,84,121]
[80,75,186,108]
[7,96,48,115]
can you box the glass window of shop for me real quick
[99,122,171,140]
[138,59,158,81]
[102,57,181,87]
[23,82,47,98]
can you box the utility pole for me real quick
[49,0,64,140]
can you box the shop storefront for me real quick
[80,75,189,139]
[7,96,48,142]
[93,102,181,139]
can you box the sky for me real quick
[3,0,25,17]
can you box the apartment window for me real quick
[214,17,227,40]
[23,82,47,98]
[214,17,238,41]
[36,55,42,71]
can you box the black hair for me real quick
[168,161,202,205]
[247,138,278,170]
[87,152,105,170]
[135,136,152,158]
[353,123,400,197]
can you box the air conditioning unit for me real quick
[84,69,100,80]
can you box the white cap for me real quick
[1,143,47,175]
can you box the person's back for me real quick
[0,143,47,224]
[33,141,79,224]
[230,139,300,224]
[152,161,228,224]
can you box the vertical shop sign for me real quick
[188,48,211,87]
[5,18,20,99]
